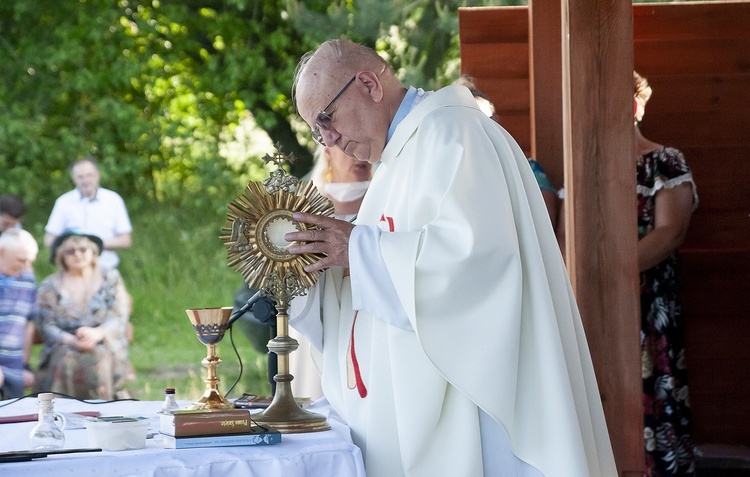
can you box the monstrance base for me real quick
[186,389,234,410]
[252,379,330,433]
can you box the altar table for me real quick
[0,397,366,477]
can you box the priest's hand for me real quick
[285,212,354,272]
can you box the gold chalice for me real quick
[185,306,234,410]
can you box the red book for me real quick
[159,409,253,437]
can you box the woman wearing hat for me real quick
[34,230,134,399]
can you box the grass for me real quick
[27,202,273,403]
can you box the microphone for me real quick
[229,290,263,325]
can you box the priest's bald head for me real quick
[293,39,407,164]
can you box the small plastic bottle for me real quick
[160,388,180,413]
[28,393,65,450]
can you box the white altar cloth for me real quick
[0,397,365,477]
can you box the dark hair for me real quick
[0,194,26,219]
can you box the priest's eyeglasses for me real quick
[311,75,356,146]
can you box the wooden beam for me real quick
[529,0,564,189]
[560,0,642,475]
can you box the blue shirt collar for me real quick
[387,86,418,143]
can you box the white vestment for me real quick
[291,85,617,477]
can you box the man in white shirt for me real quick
[286,39,618,477]
[44,158,132,270]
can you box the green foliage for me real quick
[7,0,515,400]
[1,0,507,211]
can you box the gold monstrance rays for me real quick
[220,145,333,433]
[222,179,333,293]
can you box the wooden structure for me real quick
[459,1,750,475]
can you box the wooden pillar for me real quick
[560,0,643,475]
[528,0,564,189]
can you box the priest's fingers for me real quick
[286,213,354,247]
[286,225,352,271]
[287,236,350,269]
[292,212,342,229]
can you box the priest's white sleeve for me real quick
[288,277,325,352]
[349,225,412,330]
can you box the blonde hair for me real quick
[54,235,100,271]
[309,146,373,194]
[633,71,652,122]
[310,146,332,193]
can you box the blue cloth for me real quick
[527,158,556,192]
[0,270,36,398]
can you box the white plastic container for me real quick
[84,416,150,451]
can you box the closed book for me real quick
[159,409,253,437]
[161,427,281,449]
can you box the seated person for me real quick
[0,229,38,398]
[34,230,134,399]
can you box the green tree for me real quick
[0,0,506,212]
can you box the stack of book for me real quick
[159,408,281,449]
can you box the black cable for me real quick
[224,323,243,399]
[0,391,139,409]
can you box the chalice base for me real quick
[252,378,330,433]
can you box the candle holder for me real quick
[185,306,234,410]
[221,144,334,433]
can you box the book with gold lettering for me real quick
[159,409,253,437]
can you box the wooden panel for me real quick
[459,43,530,78]
[634,74,750,113]
[459,9,532,156]
[477,78,530,112]
[529,0,565,188]
[634,38,750,75]
[634,2,750,40]
[458,6,528,43]
[680,250,750,445]
[644,110,750,147]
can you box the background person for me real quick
[309,145,373,221]
[287,38,616,477]
[290,145,372,400]
[634,71,698,477]
[0,194,27,234]
[44,157,132,270]
[0,229,38,398]
[34,230,134,400]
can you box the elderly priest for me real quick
[286,38,618,477]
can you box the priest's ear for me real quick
[356,71,383,103]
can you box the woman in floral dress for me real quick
[34,230,134,399]
[635,71,699,477]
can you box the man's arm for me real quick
[103,232,132,251]
[43,232,57,248]
[22,321,35,364]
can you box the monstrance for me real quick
[221,144,333,433]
